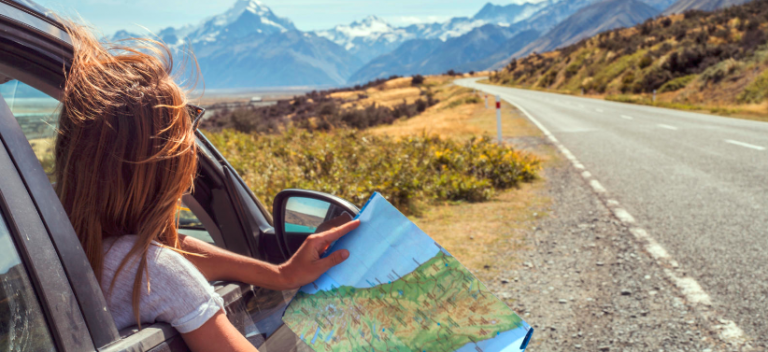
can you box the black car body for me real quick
[0,1,359,351]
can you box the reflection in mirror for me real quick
[284,197,331,234]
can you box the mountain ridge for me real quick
[511,0,660,60]
[664,0,753,14]
[108,0,759,88]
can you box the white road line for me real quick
[480,86,750,348]
[589,180,607,193]
[595,108,604,113]
[612,208,636,224]
[664,269,713,306]
[724,139,765,151]
[621,115,633,120]
[657,124,678,130]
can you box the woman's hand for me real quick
[278,220,360,289]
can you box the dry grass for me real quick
[28,137,54,159]
[328,91,361,100]
[379,77,413,89]
[413,179,550,282]
[360,86,423,107]
[370,85,543,141]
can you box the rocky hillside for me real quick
[490,0,768,108]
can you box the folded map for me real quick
[282,192,534,351]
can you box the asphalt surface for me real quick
[457,78,768,345]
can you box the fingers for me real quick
[315,213,353,234]
[318,249,349,271]
[314,219,360,244]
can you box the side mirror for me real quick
[272,189,360,259]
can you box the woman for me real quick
[54,23,358,351]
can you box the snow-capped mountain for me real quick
[111,0,360,88]
[473,1,552,25]
[313,1,552,64]
[186,0,296,43]
[315,16,416,63]
[313,15,496,63]
[405,17,491,41]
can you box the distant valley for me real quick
[111,0,756,88]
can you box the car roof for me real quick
[0,0,71,45]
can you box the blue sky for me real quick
[33,0,543,35]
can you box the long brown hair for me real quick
[54,23,199,327]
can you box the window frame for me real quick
[0,99,93,351]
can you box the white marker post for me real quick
[496,95,502,143]
[484,94,488,109]
[653,89,657,103]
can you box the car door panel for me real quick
[0,97,93,351]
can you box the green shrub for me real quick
[738,69,768,103]
[206,129,540,215]
[659,74,697,93]
[411,74,425,86]
[565,62,580,78]
[700,58,741,83]
[638,55,653,69]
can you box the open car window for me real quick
[0,79,58,181]
[0,79,220,246]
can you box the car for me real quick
[0,1,360,351]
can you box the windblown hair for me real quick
[54,23,199,327]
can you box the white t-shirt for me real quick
[101,235,225,333]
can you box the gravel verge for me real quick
[485,136,721,352]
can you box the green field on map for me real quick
[284,251,525,351]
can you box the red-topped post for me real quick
[496,95,502,143]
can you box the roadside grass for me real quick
[606,94,768,123]
[414,176,551,282]
[207,128,539,216]
[370,84,544,141]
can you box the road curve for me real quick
[457,77,768,343]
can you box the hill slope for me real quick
[490,0,768,110]
[512,0,660,59]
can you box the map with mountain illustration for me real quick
[282,193,533,352]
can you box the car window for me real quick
[0,80,216,244]
[0,209,57,351]
[0,80,57,182]
[177,202,215,244]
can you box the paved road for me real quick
[457,78,768,344]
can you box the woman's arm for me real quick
[178,220,359,290]
[181,311,259,352]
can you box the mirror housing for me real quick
[272,189,360,259]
